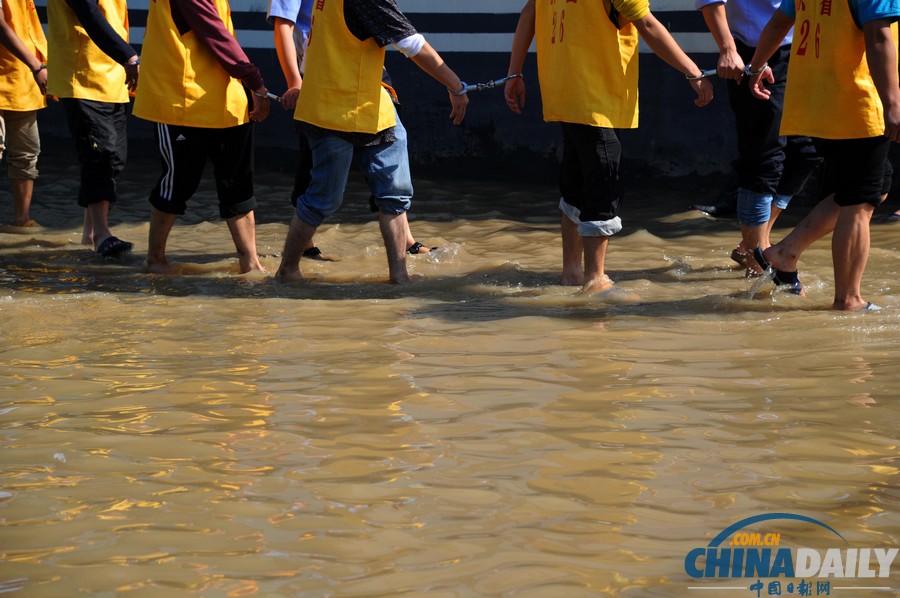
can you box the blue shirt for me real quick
[780,0,900,26]
[267,0,313,34]
[696,0,793,47]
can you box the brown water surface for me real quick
[0,152,898,596]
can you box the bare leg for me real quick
[400,213,429,253]
[9,178,35,226]
[87,201,116,250]
[762,194,839,272]
[226,211,265,273]
[763,205,784,247]
[276,213,317,281]
[580,235,611,294]
[561,215,584,286]
[81,209,93,246]
[738,222,769,274]
[146,207,178,273]
[379,211,410,284]
[831,203,875,310]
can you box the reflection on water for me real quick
[0,155,898,596]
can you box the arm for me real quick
[0,9,46,94]
[699,2,745,79]
[409,41,468,125]
[632,13,713,107]
[172,0,269,121]
[864,19,900,142]
[273,16,302,110]
[747,10,795,99]
[505,0,534,115]
[63,0,138,90]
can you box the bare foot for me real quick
[143,261,184,275]
[833,298,877,311]
[274,266,304,282]
[578,275,641,303]
[238,257,267,274]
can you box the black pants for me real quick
[60,98,128,208]
[559,123,624,224]
[149,122,256,219]
[727,41,821,197]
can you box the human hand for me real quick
[250,87,270,122]
[449,91,468,125]
[883,102,900,142]
[504,76,526,114]
[690,77,713,107]
[749,64,774,100]
[717,49,745,81]
[124,57,139,93]
[281,87,300,111]
[32,65,47,95]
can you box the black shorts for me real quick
[60,98,128,207]
[150,122,256,219]
[559,122,624,224]
[814,136,892,207]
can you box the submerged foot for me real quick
[578,275,641,303]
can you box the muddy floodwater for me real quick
[1,149,898,597]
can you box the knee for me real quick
[7,152,39,180]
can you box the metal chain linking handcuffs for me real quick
[687,63,770,80]
[449,73,524,95]
[263,74,528,104]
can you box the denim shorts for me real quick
[294,115,413,228]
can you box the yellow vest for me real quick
[0,0,46,111]
[782,0,897,139]
[296,0,396,133]
[46,0,129,103]
[133,0,248,128]
[536,0,641,128]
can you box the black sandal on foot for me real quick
[752,247,803,295]
[407,242,437,254]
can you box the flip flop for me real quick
[96,236,133,259]
[730,247,749,266]
[407,242,437,254]
[751,247,803,295]
[864,302,882,311]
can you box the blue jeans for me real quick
[294,117,413,228]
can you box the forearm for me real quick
[864,21,900,116]
[634,14,703,78]
[700,3,735,54]
[409,41,463,93]
[63,0,136,64]
[749,11,794,68]
[173,0,264,91]
[508,0,535,75]
[274,18,302,88]
[0,19,42,70]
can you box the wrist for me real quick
[126,56,139,66]
[252,87,270,99]
[31,63,46,75]
[448,82,467,96]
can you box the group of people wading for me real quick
[0,0,897,311]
